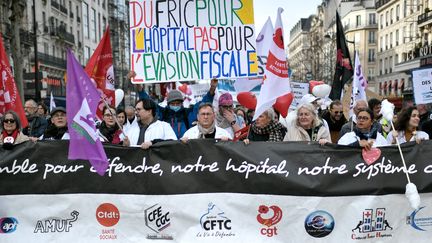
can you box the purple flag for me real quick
[66,49,108,176]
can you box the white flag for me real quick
[256,17,274,57]
[50,91,56,112]
[349,51,368,118]
[253,8,291,121]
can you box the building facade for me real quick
[376,0,423,104]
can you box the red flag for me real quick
[0,33,28,127]
[85,26,115,119]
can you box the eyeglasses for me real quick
[332,111,343,114]
[24,106,36,109]
[357,116,371,121]
[199,112,213,116]
[3,119,16,124]
[104,114,113,118]
[220,105,233,109]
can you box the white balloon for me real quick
[312,84,331,98]
[115,89,124,108]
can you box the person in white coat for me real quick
[133,98,177,149]
[181,103,232,141]
[387,107,429,144]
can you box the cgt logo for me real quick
[96,203,120,227]
[0,217,18,233]
[257,205,283,237]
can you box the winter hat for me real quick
[167,90,184,104]
[219,93,233,106]
[50,107,66,116]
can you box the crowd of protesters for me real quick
[1,78,431,151]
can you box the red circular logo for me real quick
[96,203,120,227]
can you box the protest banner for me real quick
[1,140,432,242]
[129,0,258,83]
[290,81,309,109]
[412,68,432,104]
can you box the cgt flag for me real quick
[0,33,28,128]
[253,8,291,121]
[329,11,353,100]
[85,26,115,119]
[67,49,108,176]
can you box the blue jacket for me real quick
[138,90,214,138]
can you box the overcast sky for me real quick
[253,0,323,41]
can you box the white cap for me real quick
[299,94,319,105]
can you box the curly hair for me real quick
[394,107,417,131]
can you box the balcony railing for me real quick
[51,26,75,45]
[418,11,432,25]
[36,52,66,69]
[376,0,392,10]
[60,5,68,14]
[344,23,378,32]
[51,0,59,10]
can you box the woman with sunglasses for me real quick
[387,107,429,144]
[338,108,388,149]
[0,110,30,149]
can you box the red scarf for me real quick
[2,129,19,144]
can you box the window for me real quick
[386,11,389,26]
[385,34,388,49]
[396,30,399,45]
[44,43,49,54]
[91,8,96,42]
[356,15,361,27]
[369,13,376,25]
[395,54,399,64]
[83,2,89,38]
[396,4,400,20]
[52,45,56,57]
[380,36,383,51]
[98,12,101,40]
[380,14,383,29]
[369,31,376,43]
[368,49,375,62]
[404,0,407,17]
[403,26,406,43]
[390,32,393,48]
[85,46,91,62]
[390,8,393,23]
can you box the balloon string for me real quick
[390,121,411,184]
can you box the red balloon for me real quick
[309,80,325,93]
[273,93,293,118]
[237,92,257,110]
[178,83,189,94]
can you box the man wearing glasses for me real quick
[322,100,347,143]
[42,107,69,140]
[181,103,232,141]
[22,99,48,138]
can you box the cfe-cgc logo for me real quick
[406,206,432,231]
[144,204,173,240]
[304,210,335,238]
[34,211,79,233]
[96,203,120,240]
[257,205,283,237]
[0,217,18,233]
[351,208,393,240]
[196,203,235,239]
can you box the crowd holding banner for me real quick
[1,1,432,242]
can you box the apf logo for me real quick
[0,217,18,233]
[144,204,173,240]
[351,208,393,240]
[304,210,335,238]
[96,203,120,227]
[257,205,282,237]
[34,211,79,233]
[406,206,432,231]
[196,203,235,238]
